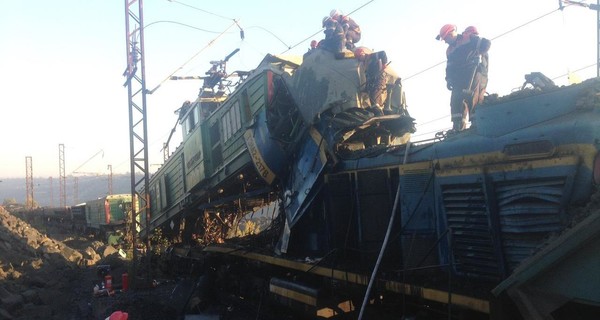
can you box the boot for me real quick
[452,120,464,132]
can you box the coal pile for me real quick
[0,206,188,320]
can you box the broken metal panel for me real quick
[243,109,287,185]
[226,201,280,239]
[493,212,600,319]
[287,49,362,124]
[283,128,329,228]
[437,159,578,280]
[494,176,573,272]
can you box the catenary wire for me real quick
[404,8,562,81]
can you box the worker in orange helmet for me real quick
[437,24,491,132]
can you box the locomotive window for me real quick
[234,102,241,133]
[186,108,196,134]
[193,105,200,126]
[182,121,189,138]
[210,121,222,165]
[210,121,220,146]
[224,111,231,141]
[221,101,242,143]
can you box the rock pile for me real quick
[0,206,123,319]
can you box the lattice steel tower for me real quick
[108,164,113,195]
[59,144,66,207]
[124,0,152,272]
[25,156,33,210]
[73,176,79,205]
[48,177,53,207]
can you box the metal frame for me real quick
[123,0,151,279]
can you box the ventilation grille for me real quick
[495,178,565,271]
[441,183,499,279]
[441,177,567,279]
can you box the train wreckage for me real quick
[135,42,600,319]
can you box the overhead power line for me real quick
[283,0,376,54]
[167,0,235,21]
[405,8,561,81]
[72,149,104,174]
[166,0,244,38]
[489,8,559,41]
[143,20,225,34]
[146,21,239,94]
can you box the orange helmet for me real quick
[436,24,456,40]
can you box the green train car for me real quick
[85,194,132,233]
[142,53,304,237]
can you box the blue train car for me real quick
[268,77,600,318]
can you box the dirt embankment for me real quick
[0,206,126,319]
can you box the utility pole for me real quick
[560,0,600,76]
[73,176,79,205]
[25,156,34,210]
[49,177,54,207]
[124,0,152,284]
[59,144,66,207]
[589,0,600,76]
[108,164,113,195]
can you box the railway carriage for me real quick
[84,194,132,233]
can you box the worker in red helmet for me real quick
[322,15,344,52]
[322,9,361,52]
[462,26,478,38]
[437,24,491,132]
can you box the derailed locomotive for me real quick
[141,45,600,319]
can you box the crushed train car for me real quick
[139,45,600,319]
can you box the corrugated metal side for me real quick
[441,177,569,279]
[494,178,566,271]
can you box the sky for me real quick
[0,0,597,181]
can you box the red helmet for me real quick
[463,26,478,36]
[354,46,372,61]
[436,24,456,40]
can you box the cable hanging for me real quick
[167,0,245,39]
[146,21,238,94]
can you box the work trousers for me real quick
[450,71,487,131]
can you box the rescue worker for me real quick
[330,9,361,50]
[437,24,491,131]
[321,10,361,52]
[321,15,346,52]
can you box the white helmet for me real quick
[330,9,342,18]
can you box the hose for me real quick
[357,143,409,319]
